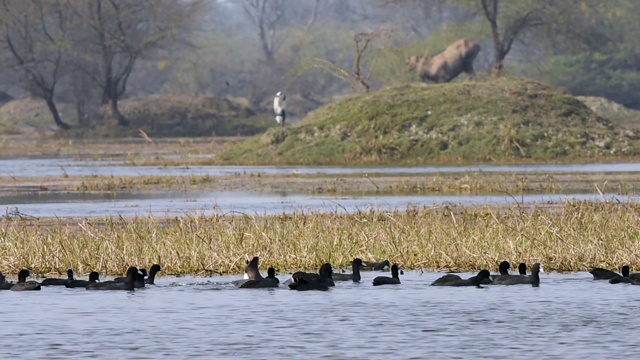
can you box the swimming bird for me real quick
[372,264,401,286]
[233,256,264,287]
[65,272,100,288]
[0,272,15,290]
[288,263,333,291]
[134,269,147,288]
[115,268,147,288]
[10,269,42,291]
[273,91,286,128]
[609,276,632,284]
[430,273,464,286]
[484,261,518,284]
[360,259,390,271]
[240,267,280,288]
[431,269,491,287]
[491,263,544,287]
[628,267,640,281]
[333,258,365,282]
[244,257,264,281]
[41,269,74,286]
[608,266,640,284]
[589,266,622,280]
[288,263,335,287]
[87,267,138,291]
[489,261,511,281]
[518,263,527,275]
[114,268,146,281]
[469,260,510,284]
[145,264,161,285]
[626,266,640,281]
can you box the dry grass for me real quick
[2,170,639,197]
[0,135,244,160]
[1,201,639,277]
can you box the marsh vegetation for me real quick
[2,136,640,276]
[1,201,638,276]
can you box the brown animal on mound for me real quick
[406,38,481,83]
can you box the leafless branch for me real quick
[352,30,383,93]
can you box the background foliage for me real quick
[0,0,638,133]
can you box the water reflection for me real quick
[0,271,638,359]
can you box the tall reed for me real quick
[1,200,639,276]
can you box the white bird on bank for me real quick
[273,91,286,128]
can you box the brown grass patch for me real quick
[1,201,638,276]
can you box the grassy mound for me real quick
[78,95,274,138]
[219,77,640,165]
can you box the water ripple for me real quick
[1,272,639,358]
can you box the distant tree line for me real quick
[0,0,204,129]
[0,0,638,131]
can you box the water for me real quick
[1,271,638,359]
[2,158,634,358]
[0,191,633,218]
[1,160,638,217]
[2,158,640,178]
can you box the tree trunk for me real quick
[480,0,504,73]
[75,98,86,125]
[493,48,506,74]
[480,0,544,74]
[110,96,129,126]
[257,17,274,64]
[44,97,70,130]
[101,70,113,105]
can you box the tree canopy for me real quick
[0,0,639,131]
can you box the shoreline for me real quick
[1,135,638,277]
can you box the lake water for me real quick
[1,270,637,359]
[1,160,638,217]
[0,191,633,218]
[2,158,640,178]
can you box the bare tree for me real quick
[479,0,546,72]
[304,0,321,33]
[0,0,72,130]
[242,0,324,64]
[70,0,204,126]
[68,68,95,125]
[352,31,380,93]
[241,0,286,65]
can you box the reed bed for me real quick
[3,171,640,196]
[2,201,640,277]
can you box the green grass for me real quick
[1,201,640,276]
[219,77,640,165]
